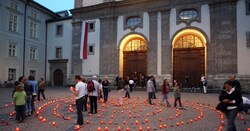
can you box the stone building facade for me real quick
[70,0,250,90]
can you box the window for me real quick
[88,22,95,32]
[124,39,147,51]
[179,10,198,20]
[9,13,18,32]
[9,43,17,57]
[245,0,250,15]
[10,1,17,10]
[29,21,37,38]
[30,70,36,79]
[31,11,37,19]
[56,47,62,58]
[56,25,63,36]
[30,48,36,60]
[126,17,141,26]
[246,32,250,47]
[8,69,16,81]
[88,45,95,55]
[174,34,204,48]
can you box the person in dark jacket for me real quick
[22,77,33,116]
[219,80,243,131]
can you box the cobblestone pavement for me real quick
[0,87,249,131]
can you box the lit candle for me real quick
[105,126,108,131]
[159,125,162,129]
[15,127,20,131]
[117,126,121,131]
[126,127,130,131]
[147,126,150,131]
[109,120,112,125]
[52,121,56,126]
[98,127,101,131]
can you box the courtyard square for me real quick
[0,87,250,131]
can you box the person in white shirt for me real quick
[129,78,134,92]
[88,76,99,114]
[70,75,87,128]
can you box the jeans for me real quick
[174,97,182,107]
[37,89,46,100]
[26,95,32,113]
[103,88,109,102]
[89,96,97,113]
[162,94,170,106]
[148,92,153,104]
[224,108,238,131]
[31,95,36,113]
[125,90,130,98]
[76,96,85,125]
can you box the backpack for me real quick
[87,80,95,92]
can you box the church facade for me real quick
[70,0,250,89]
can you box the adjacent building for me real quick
[0,0,59,82]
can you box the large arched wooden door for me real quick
[53,69,63,86]
[123,38,147,86]
[173,33,205,87]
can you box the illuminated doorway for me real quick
[172,29,207,87]
[119,34,147,86]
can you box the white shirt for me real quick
[88,80,99,96]
[75,81,87,99]
[129,80,134,84]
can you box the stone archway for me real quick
[119,34,148,86]
[172,29,207,87]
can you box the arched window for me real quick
[179,9,198,20]
[126,17,141,26]
[124,38,147,51]
[174,34,204,48]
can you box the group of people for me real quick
[70,75,112,129]
[147,76,183,109]
[12,75,46,123]
[217,74,250,131]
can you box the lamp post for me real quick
[23,0,32,76]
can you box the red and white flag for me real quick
[80,21,88,59]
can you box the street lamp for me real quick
[23,0,32,76]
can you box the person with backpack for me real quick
[87,76,99,114]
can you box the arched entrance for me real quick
[53,69,63,86]
[172,29,207,87]
[119,34,148,86]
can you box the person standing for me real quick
[173,81,182,108]
[98,79,103,101]
[161,79,171,107]
[219,80,243,131]
[22,77,33,116]
[147,76,154,105]
[128,78,134,92]
[70,75,87,128]
[201,75,207,93]
[117,77,126,105]
[151,76,157,99]
[13,84,26,122]
[88,76,99,114]
[37,78,46,101]
[102,77,110,103]
[28,75,38,114]
[124,77,130,98]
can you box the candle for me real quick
[52,121,56,126]
[15,127,20,131]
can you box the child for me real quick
[161,79,171,107]
[13,84,27,122]
[173,81,182,109]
